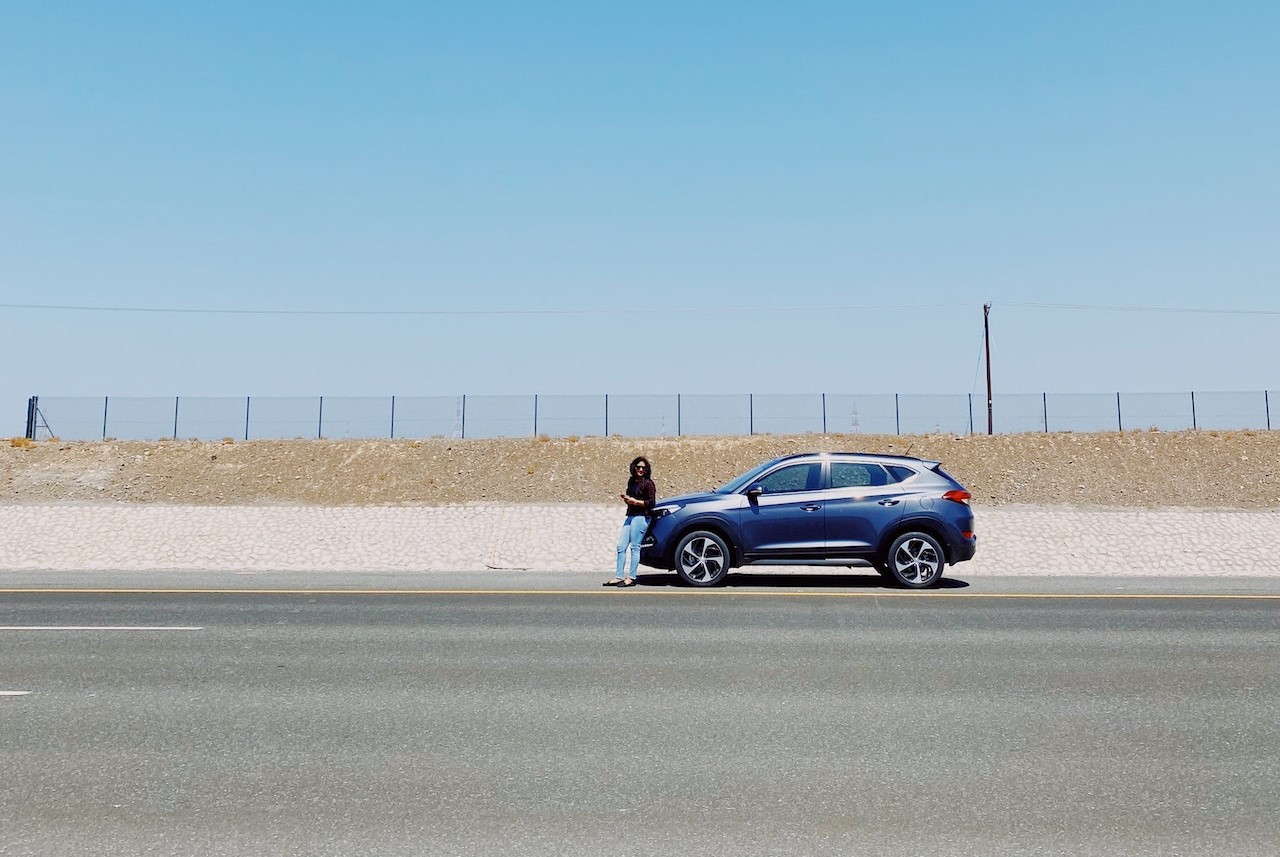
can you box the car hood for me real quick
[656,490,724,508]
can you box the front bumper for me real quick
[638,532,664,569]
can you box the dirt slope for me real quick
[3,430,1278,510]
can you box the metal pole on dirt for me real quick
[983,303,994,435]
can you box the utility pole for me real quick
[983,303,993,435]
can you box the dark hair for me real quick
[630,456,652,477]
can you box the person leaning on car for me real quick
[605,456,656,588]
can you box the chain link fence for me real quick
[24,391,1277,441]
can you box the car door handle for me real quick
[877,499,901,506]
[802,504,822,512]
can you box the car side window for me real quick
[755,463,820,494]
[831,462,890,489]
[887,465,916,483]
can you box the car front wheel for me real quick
[674,530,731,587]
[886,532,945,589]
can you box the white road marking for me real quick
[0,626,204,631]
[1,691,33,696]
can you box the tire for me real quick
[674,530,731,587]
[885,532,945,589]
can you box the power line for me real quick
[2,300,1276,317]
[969,324,987,396]
[0,301,969,317]
[1004,302,1280,316]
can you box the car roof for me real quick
[767,451,939,468]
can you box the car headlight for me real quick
[651,505,680,518]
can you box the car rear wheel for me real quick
[674,530,731,587]
[886,532,945,589]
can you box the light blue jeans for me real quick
[616,515,648,579]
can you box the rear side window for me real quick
[887,465,916,483]
[831,462,890,488]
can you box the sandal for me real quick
[603,578,625,587]
[620,579,637,587]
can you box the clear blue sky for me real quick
[3,1,1277,434]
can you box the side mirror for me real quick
[746,485,764,501]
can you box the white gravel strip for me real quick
[1,503,1278,576]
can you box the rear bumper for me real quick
[950,533,978,564]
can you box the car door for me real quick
[736,462,825,560]
[822,461,908,556]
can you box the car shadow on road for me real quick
[636,572,970,590]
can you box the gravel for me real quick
[4,430,1278,510]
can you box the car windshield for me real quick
[714,458,787,494]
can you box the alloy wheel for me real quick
[676,532,729,586]
[889,533,943,588]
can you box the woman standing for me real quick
[604,456,656,587]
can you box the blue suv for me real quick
[639,452,976,588]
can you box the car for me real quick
[639,452,976,588]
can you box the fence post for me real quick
[677,394,682,437]
[390,396,396,439]
[318,396,325,439]
[1116,392,1123,432]
[749,394,754,435]
[173,397,180,440]
[533,394,539,438]
[894,393,900,435]
[1191,391,1197,430]
[1267,391,1272,431]
[604,394,609,437]
[822,393,827,434]
[967,393,974,435]
[26,396,37,440]
[102,396,109,440]
[1043,392,1048,432]
[461,395,467,439]
[245,396,251,440]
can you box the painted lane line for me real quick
[1,691,33,696]
[0,626,205,631]
[2,588,1280,601]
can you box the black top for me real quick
[625,476,657,518]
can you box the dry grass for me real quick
[1,430,1277,509]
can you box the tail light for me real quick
[943,489,971,506]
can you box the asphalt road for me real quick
[3,575,1278,857]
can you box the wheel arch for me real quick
[878,517,956,567]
